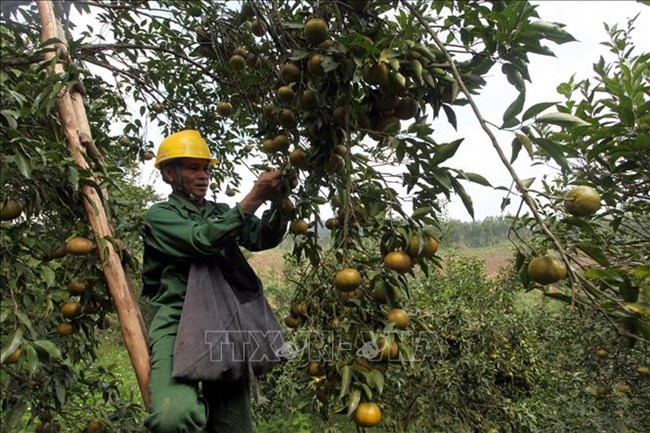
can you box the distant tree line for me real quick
[441,216,521,248]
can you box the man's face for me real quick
[167,158,211,198]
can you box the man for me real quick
[141,129,293,433]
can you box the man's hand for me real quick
[240,170,295,214]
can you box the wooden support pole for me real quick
[36,0,150,408]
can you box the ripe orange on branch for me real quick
[407,235,439,258]
[68,281,87,295]
[387,308,409,329]
[563,185,601,217]
[65,237,94,255]
[527,255,567,285]
[61,302,82,318]
[0,200,22,221]
[355,402,382,427]
[304,18,329,45]
[384,251,413,273]
[289,219,309,235]
[335,268,362,292]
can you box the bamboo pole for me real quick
[37,0,150,408]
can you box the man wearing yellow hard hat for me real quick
[141,129,295,432]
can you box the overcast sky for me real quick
[130,1,649,221]
[439,0,649,221]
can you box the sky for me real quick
[127,1,650,221]
[438,0,649,221]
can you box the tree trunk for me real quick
[37,0,151,409]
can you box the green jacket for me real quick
[142,192,287,341]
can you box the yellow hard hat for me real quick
[155,129,218,168]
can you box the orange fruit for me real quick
[278,196,294,213]
[65,237,94,255]
[61,302,82,318]
[0,200,22,221]
[272,134,289,152]
[304,18,328,45]
[326,154,345,174]
[384,251,413,274]
[250,18,266,36]
[563,185,601,217]
[68,281,87,295]
[276,86,295,104]
[362,62,389,86]
[290,302,307,316]
[280,63,301,83]
[594,348,608,358]
[335,268,361,292]
[372,285,397,304]
[278,109,296,128]
[289,148,308,169]
[56,322,75,336]
[298,90,318,111]
[51,245,68,260]
[387,308,409,329]
[307,54,324,76]
[289,220,309,235]
[216,101,232,117]
[354,402,382,427]
[395,97,418,120]
[325,217,339,230]
[87,419,106,433]
[229,54,246,71]
[334,144,348,157]
[332,106,347,127]
[407,235,439,258]
[306,361,323,377]
[284,315,302,329]
[261,139,276,153]
[527,255,567,285]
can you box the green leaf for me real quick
[543,292,574,304]
[432,139,463,165]
[510,136,522,163]
[346,388,361,417]
[502,88,526,128]
[412,206,433,219]
[54,377,66,405]
[533,138,569,170]
[442,104,457,130]
[577,242,610,267]
[522,102,557,121]
[364,369,385,395]
[536,112,590,127]
[1,329,22,363]
[338,365,351,400]
[459,171,492,187]
[15,310,34,335]
[450,177,474,219]
[40,265,55,288]
[15,149,33,179]
[520,177,535,189]
[33,340,62,360]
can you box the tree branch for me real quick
[401,1,581,300]
[77,42,226,85]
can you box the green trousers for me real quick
[144,335,254,433]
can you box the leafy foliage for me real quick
[510,16,650,345]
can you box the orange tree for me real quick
[2,0,622,430]
[509,17,649,346]
[0,3,154,431]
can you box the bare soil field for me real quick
[249,243,515,281]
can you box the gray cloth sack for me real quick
[172,251,285,382]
